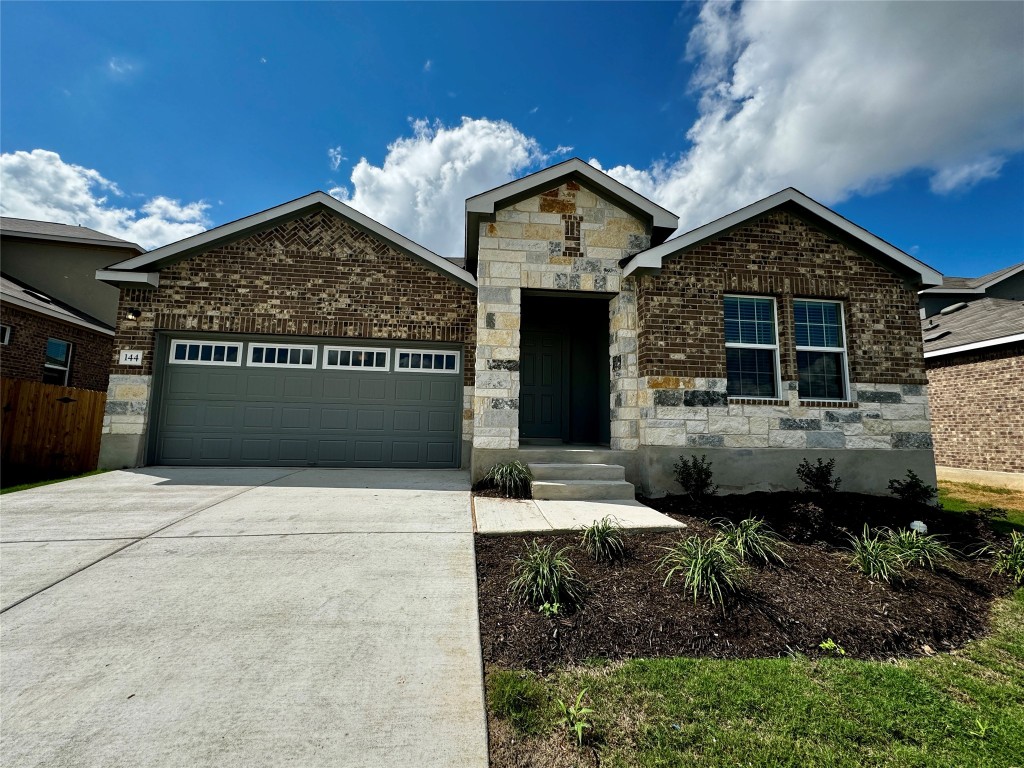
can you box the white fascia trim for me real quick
[95,270,161,288]
[0,293,115,336]
[975,262,1024,290]
[465,158,679,231]
[1,229,143,253]
[924,333,1024,358]
[623,188,943,287]
[103,191,476,289]
[917,286,984,295]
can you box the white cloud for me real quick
[601,1,1024,232]
[529,106,539,115]
[328,146,346,171]
[107,57,134,75]
[331,117,546,256]
[0,149,210,250]
[423,59,432,73]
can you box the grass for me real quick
[938,480,1024,535]
[487,589,1024,767]
[0,469,109,495]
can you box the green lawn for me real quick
[488,590,1024,767]
[939,480,1024,534]
[0,469,109,495]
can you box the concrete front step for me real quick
[531,479,636,501]
[528,462,625,481]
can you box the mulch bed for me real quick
[476,493,1015,672]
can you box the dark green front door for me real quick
[520,330,564,440]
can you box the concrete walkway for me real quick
[1,468,487,768]
[474,496,685,534]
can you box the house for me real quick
[94,158,942,496]
[1,218,143,391]
[919,262,1024,482]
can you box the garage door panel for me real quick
[283,376,313,399]
[320,408,349,430]
[281,407,311,429]
[243,407,275,429]
[155,338,460,468]
[199,438,232,460]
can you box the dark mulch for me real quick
[476,493,1014,672]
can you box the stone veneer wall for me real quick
[926,343,1024,473]
[101,209,477,465]
[631,209,933,456]
[473,180,651,451]
[0,303,113,392]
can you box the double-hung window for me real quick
[42,338,73,385]
[794,300,848,400]
[724,296,780,398]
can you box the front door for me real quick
[520,330,564,440]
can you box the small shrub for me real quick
[539,602,561,617]
[488,671,547,734]
[888,469,937,505]
[819,638,846,657]
[580,516,626,563]
[787,502,827,543]
[510,540,585,609]
[482,460,533,499]
[555,689,595,747]
[715,517,786,566]
[673,454,719,502]
[848,525,904,583]
[980,531,1024,584]
[658,533,743,609]
[797,457,841,493]
[885,528,954,570]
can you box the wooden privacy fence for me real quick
[1,378,107,481]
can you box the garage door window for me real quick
[323,346,389,370]
[248,344,317,368]
[396,349,459,373]
[170,340,243,366]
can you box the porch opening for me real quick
[519,292,611,446]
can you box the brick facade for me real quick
[636,209,926,385]
[0,303,113,391]
[109,209,477,386]
[926,343,1024,473]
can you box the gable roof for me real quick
[922,296,1024,358]
[0,272,114,336]
[621,188,943,287]
[919,261,1024,295]
[464,157,679,272]
[1,216,143,253]
[98,192,476,289]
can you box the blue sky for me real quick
[2,1,1022,279]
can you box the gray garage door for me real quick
[152,337,462,468]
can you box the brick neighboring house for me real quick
[1,218,143,391]
[94,158,943,496]
[919,262,1024,479]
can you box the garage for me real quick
[151,335,462,468]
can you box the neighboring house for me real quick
[94,158,942,496]
[919,263,1024,478]
[1,218,143,391]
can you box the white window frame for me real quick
[43,338,73,386]
[169,339,244,367]
[394,348,460,374]
[793,298,851,402]
[322,346,391,371]
[246,343,318,368]
[0,324,10,345]
[724,295,782,400]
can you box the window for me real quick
[0,324,10,345]
[170,340,243,366]
[248,343,317,368]
[395,349,459,373]
[42,338,73,385]
[794,300,848,400]
[323,346,389,370]
[724,296,780,398]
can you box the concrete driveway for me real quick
[1,468,487,767]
